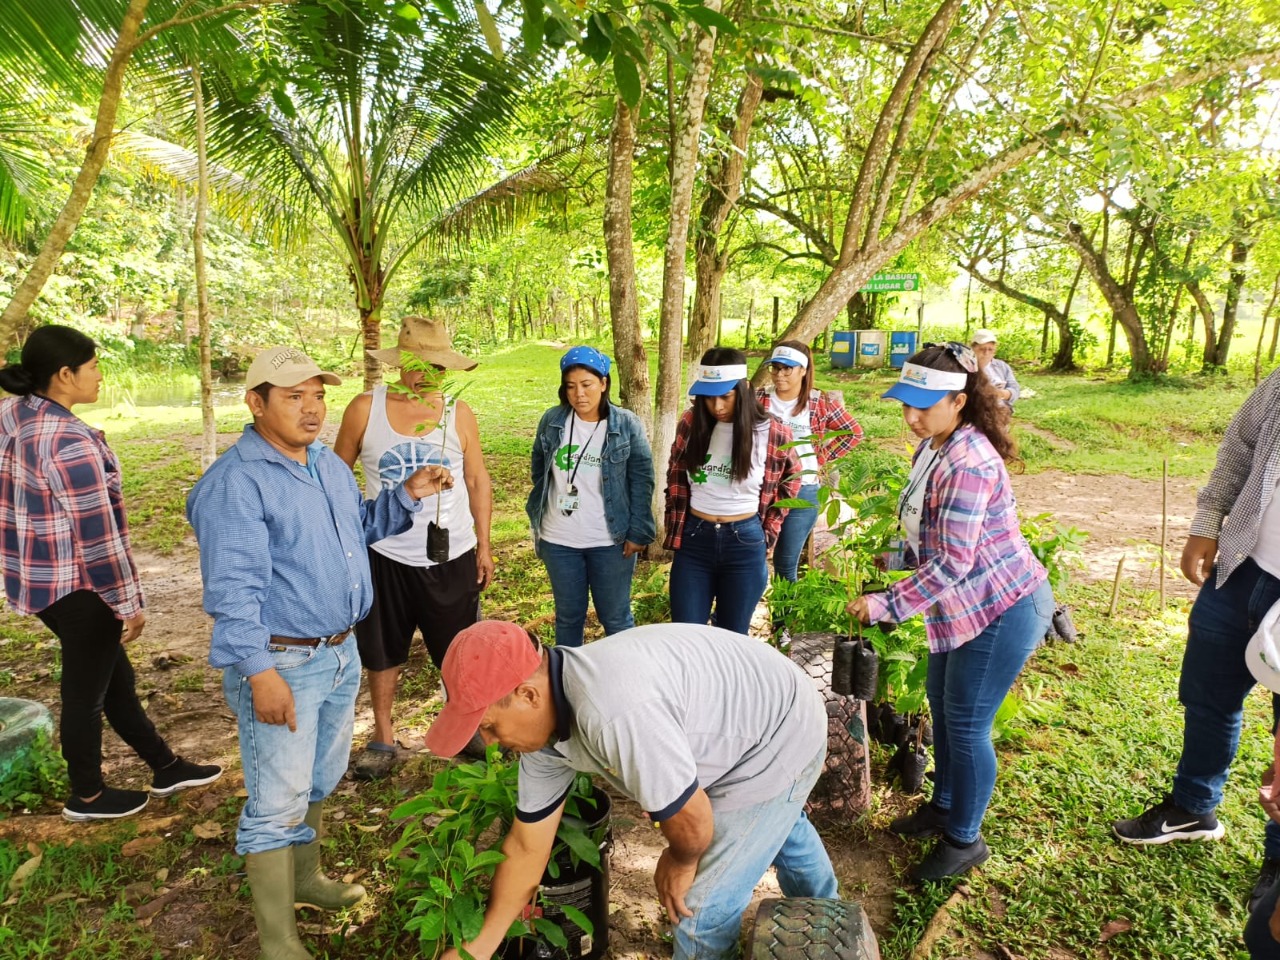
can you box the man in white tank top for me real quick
[334,317,494,779]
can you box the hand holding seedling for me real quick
[404,464,454,500]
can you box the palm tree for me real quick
[198,0,536,387]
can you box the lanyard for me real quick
[898,444,942,527]
[565,414,604,488]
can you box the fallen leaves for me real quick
[121,836,163,857]
[1100,918,1133,942]
[192,820,224,840]
[6,847,42,896]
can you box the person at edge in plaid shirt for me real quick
[756,340,864,582]
[0,325,222,823]
[847,342,1053,882]
[665,347,801,636]
[1112,366,1280,920]
[187,346,453,960]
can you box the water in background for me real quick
[84,379,247,412]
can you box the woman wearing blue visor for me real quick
[665,347,801,635]
[847,342,1052,881]
[528,346,655,647]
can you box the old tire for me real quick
[788,633,871,819]
[0,697,54,785]
[748,898,880,960]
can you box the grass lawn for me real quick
[0,342,1274,959]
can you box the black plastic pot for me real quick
[427,521,450,563]
[504,788,613,960]
[849,640,878,702]
[896,744,928,794]
[831,641,856,697]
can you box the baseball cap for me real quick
[561,346,612,378]
[768,345,809,368]
[882,362,969,409]
[1245,599,1280,694]
[245,347,342,390]
[971,329,997,345]
[424,620,544,757]
[688,363,748,397]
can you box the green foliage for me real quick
[1019,512,1088,594]
[0,729,68,814]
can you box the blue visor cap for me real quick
[881,381,951,409]
[689,363,748,397]
[560,346,611,378]
[881,362,968,409]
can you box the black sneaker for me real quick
[889,801,950,839]
[1249,858,1280,912]
[1112,795,1225,844]
[150,757,223,797]
[63,787,150,822]
[910,834,991,882]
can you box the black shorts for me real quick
[356,547,481,671]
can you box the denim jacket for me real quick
[528,403,657,550]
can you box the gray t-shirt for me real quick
[516,623,826,822]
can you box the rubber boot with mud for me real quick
[295,802,366,911]
[245,847,311,960]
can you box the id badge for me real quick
[557,493,581,512]
[884,537,907,571]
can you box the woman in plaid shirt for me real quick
[0,326,220,822]
[847,342,1052,882]
[665,348,801,635]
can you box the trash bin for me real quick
[855,330,886,368]
[830,331,855,368]
[889,331,918,368]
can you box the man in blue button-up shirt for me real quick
[187,346,452,960]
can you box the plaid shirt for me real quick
[0,394,144,618]
[663,409,801,551]
[757,388,864,468]
[1190,367,1280,588]
[863,424,1046,653]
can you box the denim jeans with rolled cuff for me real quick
[669,515,769,636]
[1172,558,1280,858]
[224,638,360,854]
[927,579,1054,844]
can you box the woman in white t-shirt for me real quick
[664,348,802,635]
[527,346,656,647]
[756,341,864,581]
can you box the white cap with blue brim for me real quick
[689,364,749,396]
[881,362,969,409]
[768,346,809,368]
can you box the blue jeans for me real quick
[927,580,1054,844]
[537,540,637,647]
[223,639,361,855]
[675,747,838,959]
[1246,868,1280,958]
[1173,558,1280,858]
[669,516,769,636]
[772,484,819,583]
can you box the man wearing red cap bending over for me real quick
[426,620,838,960]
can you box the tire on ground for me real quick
[748,897,880,960]
[0,697,54,785]
[787,632,871,819]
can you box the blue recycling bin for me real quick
[830,331,855,368]
[889,331,918,368]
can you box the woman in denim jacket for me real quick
[527,347,656,647]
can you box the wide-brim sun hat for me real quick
[768,345,809,368]
[561,345,612,378]
[367,316,477,371]
[688,362,748,397]
[882,362,969,409]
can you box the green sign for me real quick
[860,271,919,293]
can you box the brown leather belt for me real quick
[270,628,352,648]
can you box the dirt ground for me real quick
[1,447,1201,958]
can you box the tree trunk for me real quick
[1063,222,1155,376]
[961,260,1076,372]
[652,3,721,549]
[191,61,216,472]
[1210,238,1250,368]
[0,0,152,346]
[603,97,651,436]
[687,72,764,362]
[361,304,382,386]
[1186,279,1218,371]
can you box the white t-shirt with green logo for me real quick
[688,420,768,517]
[767,392,817,479]
[539,412,616,549]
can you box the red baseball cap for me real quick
[424,620,544,757]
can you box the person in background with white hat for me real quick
[970,329,1019,410]
[665,347,801,635]
[756,340,864,582]
[847,342,1052,881]
[334,316,494,779]
[187,346,453,959]
[527,346,655,648]
[1113,366,1280,917]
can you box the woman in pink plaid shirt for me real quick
[847,342,1052,882]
